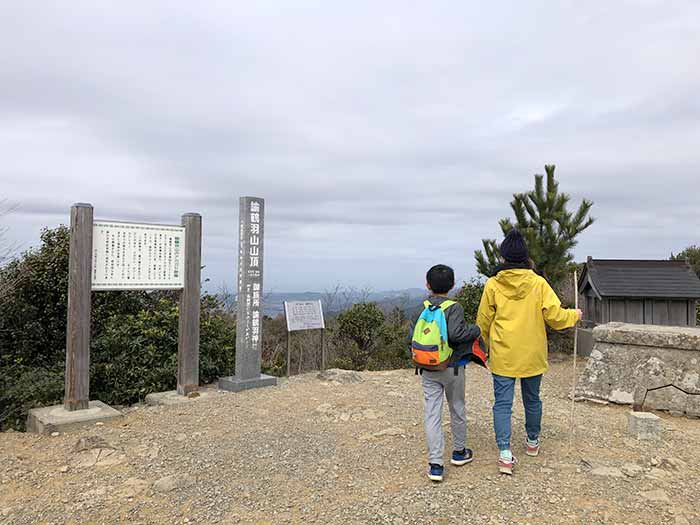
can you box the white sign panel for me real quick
[284,300,325,332]
[92,220,186,291]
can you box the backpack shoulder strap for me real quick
[423,300,432,308]
[439,299,456,311]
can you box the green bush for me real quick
[0,365,64,431]
[260,315,289,377]
[453,278,484,324]
[91,299,180,405]
[367,318,412,371]
[334,303,385,369]
[0,226,237,430]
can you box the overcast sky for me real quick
[1,1,699,292]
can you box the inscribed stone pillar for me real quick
[218,196,277,392]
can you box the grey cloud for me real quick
[1,1,699,291]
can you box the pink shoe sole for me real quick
[498,456,517,475]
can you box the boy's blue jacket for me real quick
[407,295,481,368]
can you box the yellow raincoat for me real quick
[477,269,578,378]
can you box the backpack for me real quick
[411,300,456,371]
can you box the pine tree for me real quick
[670,245,700,278]
[474,165,594,286]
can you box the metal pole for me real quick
[177,213,201,395]
[65,203,93,411]
[298,336,304,375]
[287,329,292,377]
[321,329,326,371]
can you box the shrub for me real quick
[367,318,412,371]
[334,303,385,369]
[0,365,64,431]
[90,299,180,405]
[453,278,484,324]
[0,226,237,430]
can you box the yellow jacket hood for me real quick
[491,269,539,300]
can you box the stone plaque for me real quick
[235,197,264,380]
[92,221,185,290]
[284,300,325,332]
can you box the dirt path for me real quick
[1,357,699,524]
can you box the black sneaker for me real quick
[451,448,474,466]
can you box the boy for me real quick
[476,230,581,475]
[408,264,481,482]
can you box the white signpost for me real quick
[284,300,326,375]
[92,221,186,290]
[284,300,325,332]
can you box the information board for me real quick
[284,300,325,332]
[91,220,186,290]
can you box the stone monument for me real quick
[218,197,277,392]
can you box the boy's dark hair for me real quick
[426,264,455,294]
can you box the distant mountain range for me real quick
[258,288,428,317]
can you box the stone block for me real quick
[576,323,700,418]
[644,386,688,413]
[593,322,700,351]
[218,374,277,393]
[577,328,595,357]
[27,401,122,434]
[627,411,663,441]
[145,389,215,407]
[686,395,700,418]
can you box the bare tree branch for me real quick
[0,199,19,297]
[0,199,18,267]
[321,283,342,313]
[216,282,237,315]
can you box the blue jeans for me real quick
[492,373,543,450]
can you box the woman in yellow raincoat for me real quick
[477,229,581,475]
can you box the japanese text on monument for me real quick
[237,198,264,369]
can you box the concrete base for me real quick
[145,389,215,407]
[627,411,663,441]
[27,400,122,434]
[218,374,277,393]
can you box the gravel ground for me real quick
[1,356,699,525]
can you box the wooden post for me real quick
[568,269,580,450]
[298,337,304,375]
[64,203,93,411]
[177,213,201,395]
[321,329,326,371]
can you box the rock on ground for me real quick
[316,368,365,384]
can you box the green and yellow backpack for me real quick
[411,300,455,371]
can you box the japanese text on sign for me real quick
[284,300,325,332]
[92,221,185,290]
